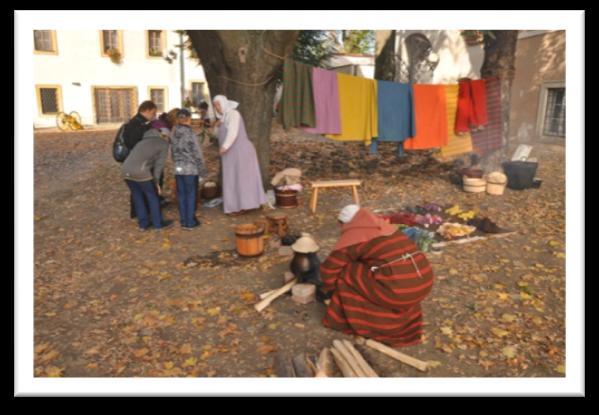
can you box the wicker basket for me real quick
[486,172,508,196]
[463,176,487,193]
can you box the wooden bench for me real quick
[309,179,362,213]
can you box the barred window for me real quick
[102,30,120,53]
[34,30,55,52]
[94,88,136,123]
[39,87,59,114]
[543,88,565,137]
[150,88,165,112]
[148,31,163,56]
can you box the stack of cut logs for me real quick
[274,338,429,377]
[274,340,378,378]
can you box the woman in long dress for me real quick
[212,95,267,215]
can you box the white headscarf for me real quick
[213,95,239,120]
[338,204,360,224]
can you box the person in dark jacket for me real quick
[171,109,208,230]
[122,127,172,231]
[124,101,157,150]
[123,101,158,219]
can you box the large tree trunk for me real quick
[480,30,519,150]
[187,30,300,188]
[374,30,397,81]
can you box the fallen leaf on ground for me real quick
[491,328,510,338]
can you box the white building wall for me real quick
[33,30,210,128]
[395,30,484,84]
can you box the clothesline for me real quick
[278,57,501,157]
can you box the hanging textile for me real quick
[370,81,415,156]
[440,84,473,159]
[403,84,448,150]
[455,78,488,134]
[471,77,503,155]
[278,58,316,130]
[325,72,378,145]
[302,67,342,135]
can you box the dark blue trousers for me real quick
[125,180,163,229]
[175,175,199,227]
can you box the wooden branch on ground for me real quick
[259,289,277,300]
[342,340,379,377]
[314,348,334,377]
[254,279,297,312]
[365,339,429,372]
[292,353,315,377]
[432,231,517,249]
[330,347,358,377]
[332,340,368,377]
[273,352,296,377]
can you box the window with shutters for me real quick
[542,87,565,137]
[100,30,123,56]
[94,88,137,123]
[33,30,57,54]
[149,87,167,112]
[147,30,164,57]
[36,85,62,115]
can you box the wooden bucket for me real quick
[235,223,265,257]
[275,189,298,209]
[486,173,507,196]
[463,176,487,193]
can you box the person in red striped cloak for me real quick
[320,205,435,348]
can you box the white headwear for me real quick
[213,95,239,119]
[338,204,360,224]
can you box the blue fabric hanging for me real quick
[370,81,416,155]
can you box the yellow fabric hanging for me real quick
[326,72,378,145]
[440,84,473,159]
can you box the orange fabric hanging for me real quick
[403,84,448,150]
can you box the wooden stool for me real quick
[309,179,362,214]
[266,213,289,237]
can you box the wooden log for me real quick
[332,340,367,377]
[259,289,277,300]
[292,353,315,377]
[306,355,318,375]
[365,339,429,372]
[330,347,358,377]
[254,279,297,312]
[314,348,334,377]
[273,352,296,377]
[342,340,378,377]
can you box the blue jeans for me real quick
[125,180,163,229]
[175,175,199,227]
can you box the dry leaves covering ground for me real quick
[33,123,565,377]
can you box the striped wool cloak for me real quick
[320,231,434,348]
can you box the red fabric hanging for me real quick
[455,78,488,133]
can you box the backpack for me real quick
[112,123,129,163]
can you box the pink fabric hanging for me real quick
[302,67,342,135]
